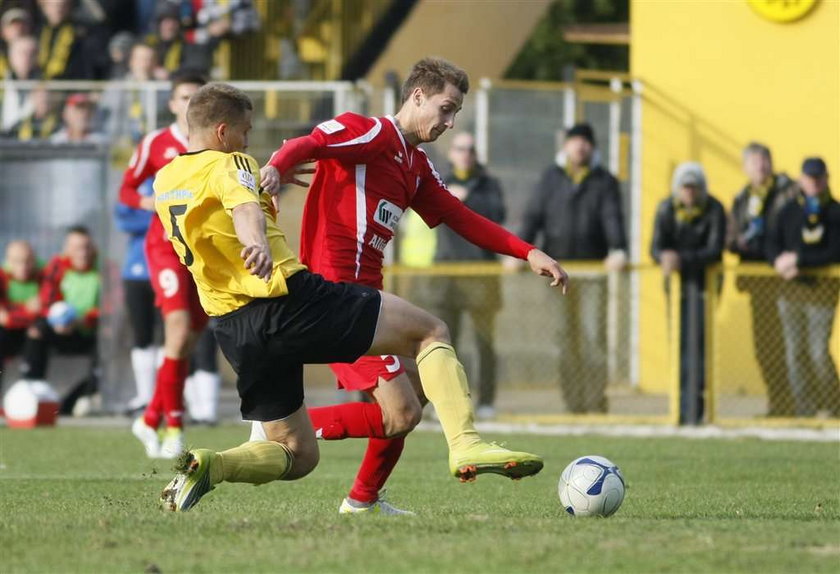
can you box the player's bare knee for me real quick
[418,316,451,352]
[284,442,320,479]
[383,401,422,437]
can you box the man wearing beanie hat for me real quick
[651,161,726,424]
[768,157,840,417]
[520,122,628,413]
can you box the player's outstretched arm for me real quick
[526,249,569,293]
[232,202,273,281]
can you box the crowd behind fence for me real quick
[0,80,837,427]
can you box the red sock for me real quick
[150,357,188,429]
[349,437,406,503]
[143,389,164,429]
[308,403,386,439]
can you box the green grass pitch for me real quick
[1,424,838,573]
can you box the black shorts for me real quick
[213,270,381,421]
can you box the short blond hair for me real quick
[187,83,253,132]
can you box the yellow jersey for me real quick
[153,149,306,316]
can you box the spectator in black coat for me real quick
[520,123,627,413]
[768,157,840,417]
[651,162,726,425]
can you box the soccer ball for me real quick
[558,455,625,517]
[47,301,77,328]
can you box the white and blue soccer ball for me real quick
[47,301,77,328]
[558,455,625,517]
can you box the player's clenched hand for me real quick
[241,243,273,281]
[527,249,569,294]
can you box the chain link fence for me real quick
[387,262,678,423]
[708,264,840,424]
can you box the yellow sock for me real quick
[416,342,481,452]
[209,440,294,485]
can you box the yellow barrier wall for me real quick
[631,0,840,394]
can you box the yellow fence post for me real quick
[705,264,719,425]
[669,273,682,426]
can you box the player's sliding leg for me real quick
[161,406,318,512]
[368,292,543,482]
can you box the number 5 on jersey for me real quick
[168,204,194,266]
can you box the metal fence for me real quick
[386,262,679,424]
[708,264,840,425]
[0,141,115,394]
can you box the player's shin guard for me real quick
[308,403,387,439]
[348,437,405,504]
[211,440,294,485]
[416,342,481,452]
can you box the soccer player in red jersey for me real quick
[119,71,214,459]
[261,58,569,514]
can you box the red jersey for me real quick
[271,113,533,289]
[118,123,188,255]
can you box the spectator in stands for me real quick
[727,142,797,416]
[428,132,506,419]
[0,7,33,78]
[768,158,840,417]
[651,162,726,425]
[50,92,107,143]
[146,2,195,77]
[520,122,627,413]
[0,240,42,388]
[36,0,108,79]
[19,226,101,415]
[100,41,166,145]
[174,0,260,78]
[107,30,134,78]
[1,34,43,135]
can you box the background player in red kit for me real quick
[261,57,569,514]
[118,71,212,459]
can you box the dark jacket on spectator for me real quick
[436,165,506,262]
[37,20,108,79]
[651,195,727,288]
[727,173,796,261]
[767,191,840,267]
[520,164,626,259]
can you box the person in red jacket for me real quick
[261,57,569,514]
[19,226,101,414]
[0,240,42,387]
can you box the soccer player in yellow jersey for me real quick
[155,83,568,512]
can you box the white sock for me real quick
[130,347,158,405]
[183,375,199,420]
[193,370,221,421]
